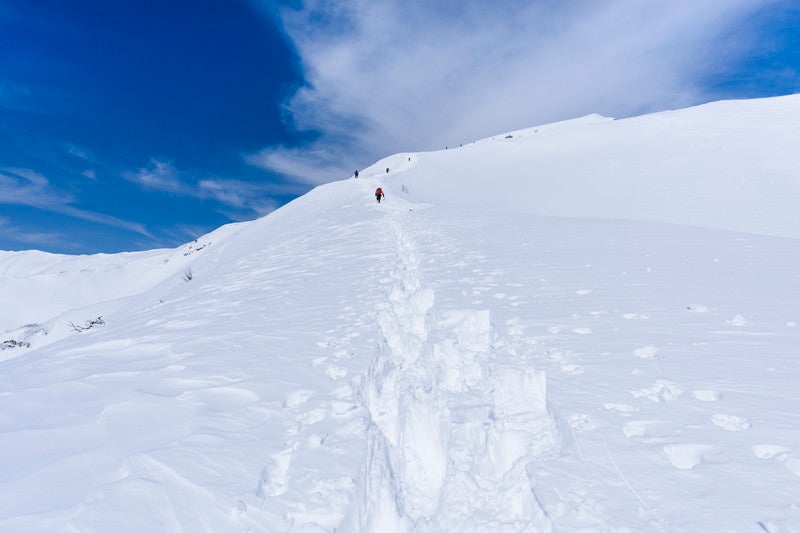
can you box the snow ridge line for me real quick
[355,210,561,532]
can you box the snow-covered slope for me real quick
[374,94,800,238]
[1,95,799,532]
[0,222,246,353]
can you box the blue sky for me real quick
[1,0,799,254]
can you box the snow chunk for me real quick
[604,403,638,415]
[711,414,751,431]
[632,345,659,360]
[488,367,560,468]
[752,444,791,462]
[692,389,722,402]
[631,380,684,403]
[726,315,747,327]
[623,313,649,320]
[284,389,314,408]
[662,444,718,470]
[623,420,655,439]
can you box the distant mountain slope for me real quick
[0,222,245,344]
[369,94,800,238]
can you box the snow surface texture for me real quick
[2,95,800,531]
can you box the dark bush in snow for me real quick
[1,339,31,350]
[69,317,105,333]
[184,239,210,256]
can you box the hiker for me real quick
[385,168,389,174]
[375,187,385,203]
[354,169,359,179]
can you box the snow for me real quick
[2,94,800,531]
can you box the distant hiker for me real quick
[354,169,359,179]
[385,167,389,174]
[375,187,385,203]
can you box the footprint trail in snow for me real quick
[357,211,560,531]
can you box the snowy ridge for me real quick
[380,94,800,239]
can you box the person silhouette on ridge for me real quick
[375,187,385,204]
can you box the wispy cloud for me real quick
[65,143,91,161]
[0,167,150,237]
[198,179,279,214]
[58,205,151,236]
[123,159,187,194]
[63,143,98,180]
[0,215,64,249]
[246,145,346,186]
[255,0,778,184]
[124,159,282,217]
[0,167,73,206]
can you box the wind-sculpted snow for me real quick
[2,95,800,531]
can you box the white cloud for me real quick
[65,143,91,161]
[0,167,151,237]
[123,160,282,217]
[246,144,347,185]
[198,178,280,215]
[58,206,151,237]
[256,0,777,183]
[123,159,186,193]
[0,167,72,205]
[1,225,64,248]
